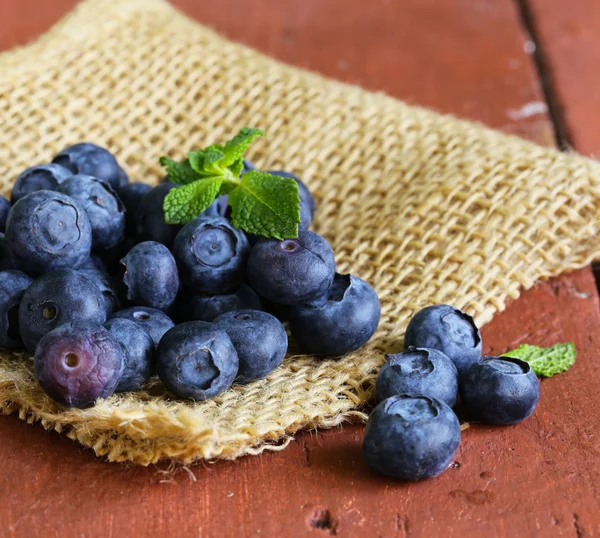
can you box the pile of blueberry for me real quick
[363,304,541,481]
[0,143,381,408]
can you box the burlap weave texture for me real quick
[0,0,599,464]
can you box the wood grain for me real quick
[0,1,597,537]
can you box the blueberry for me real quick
[34,322,123,408]
[11,164,72,203]
[259,295,291,322]
[214,310,287,382]
[78,253,107,273]
[0,270,33,348]
[156,321,238,400]
[404,304,482,375]
[116,165,129,189]
[120,241,179,312]
[57,175,125,250]
[0,233,16,271]
[97,236,137,276]
[460,356,540,425]
[363,395,461,480]
[248,231,336,306]
[268,170,315,229]
[0,196,11,233]
[117,182,152,233]
[52,143,121,190]
[110,307,174,347]
[175,284,261,322]
[77,268,122,316]
[136,183,182,247]
[376,347,458,407]
[289,273,379,356]
[104,318,155,392]
[173,216,249,294]
[19,269,107,352]
[5,190,92,275]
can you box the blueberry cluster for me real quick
[0,143,380,408]
[364,304,540,481]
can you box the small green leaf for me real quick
[163,177,223,224]
[204,145,225,165]
[188,150,206,174]
[159,157,199,185]
[229,171,300,239]
[228,157,245,179]
[502,342,576,377]
[222,128,265,167]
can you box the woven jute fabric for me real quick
[0,0,599,465]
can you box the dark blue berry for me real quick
[175,284,261,322]
[248,231,336,306]
[0,196,11,233]
[363,395,461,480]
[120,241,179,312]
[376,347,458,407]
[0,270,33,348]
[104,318,155,392]
[0,233,16,271]
[136,183,182,247]
[11,164,72,203]
[57,175,125,250]
[268,170,315,229]
[5,190,92,275]
[77,268,122,317]
[289,273,379,356]
[19,269,108,352]
[116,165,129,189]
[110,307,174,347]
[214,310,288,383]
[96,236,137,276]
[460,356,540,425]
[156,321,238,400]
[117,182,152,233]
[34,322,123,408]
[52,143,121,190]
[173,216,249,294]
[404,304,482,375]
[78,253,107,273]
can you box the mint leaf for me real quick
[159,157,199,185]
[229,171,300,239]
[163,177,223,224]
[502,342,576,377]
[228,157,244,179]
[222,128,265,166]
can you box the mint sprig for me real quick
[160,128,301,239]
[502,342,576,377]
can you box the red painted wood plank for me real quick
[525,0,600,156]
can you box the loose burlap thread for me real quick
[0,0,599,465]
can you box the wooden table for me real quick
[2,1,600,536]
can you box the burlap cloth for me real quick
[0,0,598,465]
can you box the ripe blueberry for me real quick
[136,183,182,248]
[110,306,174,347]
[104,318,155,392]
[173,216,249,294]
[77,268,122,317]
[175,284,261,322]
[248,231,336,306]
[289,273,379,356]
[19,269,108,351]
[0,270,33,348]
[376,347,458,407]
[117,182,152,233]
[214,310,288,382]
[460,356,540,424]
[157,321,239,400]
[363,395,461,480]
[0,196,10,233]
[5,190,92,275]
[120,241,179,312]
[11,164,72,203]
[52,143,122,190]
[34,322,123,408]
[57,175,125,250]
[404,304,482,375]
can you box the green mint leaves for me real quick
[502,342,576,377]
[160,128,300,239]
